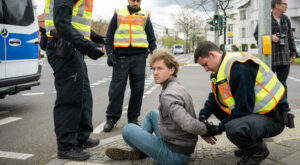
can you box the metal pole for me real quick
[258,0,272,66]
[214,0,219,46]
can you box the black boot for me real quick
[234,149,245,157]
[78,138,100,149]
[237,143,269,165]
[57,147,90,161]
[104,119,117,132]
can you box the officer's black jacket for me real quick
[105,6,157,56]
[200,52,289,130]
[53,0,101,55]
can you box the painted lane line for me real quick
[288,76,300,82]
[0,151,34,160]
[22,92,45,96]
[90,83,101,86]
[93,122,105,134]
[0,117,22,126]
[0,111,9,115]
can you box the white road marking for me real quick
[0,151,34,160]
[0,111,9,115]
[288,76,300,82]
[92,122,105,134]
[22,92,45,96]
[0,117,22,126]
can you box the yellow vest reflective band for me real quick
[114,8,149,48]
[211,52,285,115]
[45,0,92,40]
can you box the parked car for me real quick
[172,44,184,55]
[0,0,42,98]
[295,39,300,57]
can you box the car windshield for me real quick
[175,45,182,48]
[295,40,300,47]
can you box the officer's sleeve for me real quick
[218,62,257,130]
[144,15,157,53]
[53,0,93,55]
[199,92,220,119]
[105,13,118,55]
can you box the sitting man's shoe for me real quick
[57,147,90,161]
[237,147,269,165]
[79,138,100,149]
[103,119,117,132]
[234,149,245,157]
[105,147,145,160]
[128,119,140,126]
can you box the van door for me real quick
[0,0,5,79]
[2,0,39,79]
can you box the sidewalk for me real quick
[46,110,300,165]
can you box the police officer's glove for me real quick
[199,115,207,122]
[87,43,104,60]
[201,120,222,137]
[107,53,116,67]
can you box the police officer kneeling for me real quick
[45,0,105,161]
[194,41,294,165]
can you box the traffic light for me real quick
[207,20,214,26]
[213,15,219,25]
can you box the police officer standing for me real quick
[104,0,157,132]
[45,0,105,161]
[194,41,292,165]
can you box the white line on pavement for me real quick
[93,122,105,134]
[0,151,34,160]
[0,117,22,126]
[288,76,300,82]
[22,92,45,96]
[0,111,9,115]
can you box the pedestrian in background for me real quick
[254,0,297,99]
[105,49,214,165]
[45,0,105,161]
[104,0,157,132]
[194,41,290,165]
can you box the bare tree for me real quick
[191,0,248,45]
[91,18,109,37]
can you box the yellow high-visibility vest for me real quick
[211,52,285,114]
[45,0,92,40]
[113,8,149,48]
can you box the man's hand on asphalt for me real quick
[201,136,217,145]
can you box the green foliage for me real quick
[160,36,184,48]
[250,43,257,49]
[241,44,248,51]
[219,44,225,51]
[232,44,239,51]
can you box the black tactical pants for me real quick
[212,110,284,152]
[106,53,146,122]
[46,41,93,151]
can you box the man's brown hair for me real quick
[271,0,282,9]
[149,49,179,77]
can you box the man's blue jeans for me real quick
[122,110,189,165]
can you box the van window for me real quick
[0,0,34,26]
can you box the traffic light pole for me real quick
[214,0,219,46]
[258,0,272,67]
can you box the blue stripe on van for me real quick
[5,31,39,61]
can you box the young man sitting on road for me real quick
[105,49,217,165]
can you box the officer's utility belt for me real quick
[47,30,70,58]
